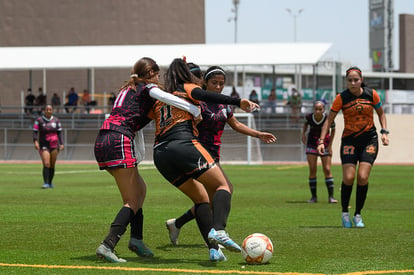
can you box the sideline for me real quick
[0,263,321,274]
[0,263,413,275]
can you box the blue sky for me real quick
[205,0,414,71]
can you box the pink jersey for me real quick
[33,115,63,149]
[100,84,155,138]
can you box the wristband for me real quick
[380,129,389,135]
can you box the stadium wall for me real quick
[0,114,412,164]
[329,114,412,164]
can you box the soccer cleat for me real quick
[41,183,49,189]
[49,183,54,188]
[165,218,180,245]
[328,197,338,203]
[96,244,127,263]
[128,237,154,257]
[353,214,365,228]
[307,197,317,203]
[342,212,352,228]
[208,229,241,253]
[209,247,227,262]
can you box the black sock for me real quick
[341,182,353,213]
[355,184,368,216]
[309,178,317,198]
[175,208,195,229]
[42,167,50,184]
[325,177,334,197]
[49,168,55,184]
[194,203,217,250]
[130,208,143,240]
[103,206,133,250]
[212,189,231,230]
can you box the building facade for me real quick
[0,0,205,108]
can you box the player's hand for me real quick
[381,134,389,146]
[301,135,306,145]
[240,99,260,113]
[317,143,325,155]
[60,144,65,151]
[257,132,277,144]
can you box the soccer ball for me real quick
[241,233,273,264]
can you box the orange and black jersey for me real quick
[331,87,382,138]
[151,83,241,144]
[151,83,200,143]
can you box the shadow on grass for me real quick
[298,225,343,229]
[73,244,219,266]
[285,200,310,204]
[73,254,206,265]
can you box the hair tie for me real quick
[182,56,187,63]
[130,74,138,78]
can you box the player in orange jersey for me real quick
[317,66,389,228]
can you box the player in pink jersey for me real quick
[33,104,64,189]
[94,57,200,263]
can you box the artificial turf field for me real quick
[0,162,413,275]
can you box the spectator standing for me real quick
[265,88,277,113]
[51,93,61,113]
[230,86,240,111]
[108,92,116,107]
[288,88,302,125]
[35,87,47,114]
[25,88,36,115]
[249,89,260,105]
[81,89,91,113]
[64,87,79,113]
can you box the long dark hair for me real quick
[164,58,198,93]
[119,57,161,92]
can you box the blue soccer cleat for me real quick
[342,212,352,228]
[209,247,227,262]
[208,229,241,253]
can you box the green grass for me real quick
[0,163,413,275]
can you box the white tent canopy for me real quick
[0,43,332,70]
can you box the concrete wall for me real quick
[330,114,413,164]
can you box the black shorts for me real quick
[340,135,378,165]
[153,139,215,187]
[94,130,137,170]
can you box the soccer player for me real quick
[301,100,337,203]
[33,104,64,189]
[152,58,260,261]
[317,66,389,228]
[94,57,201,263]
[158,62,272,260]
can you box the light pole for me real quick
[285,8,304,42]
[286,8,304,91]
[229,0,240,87]
[229,0,240,43]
